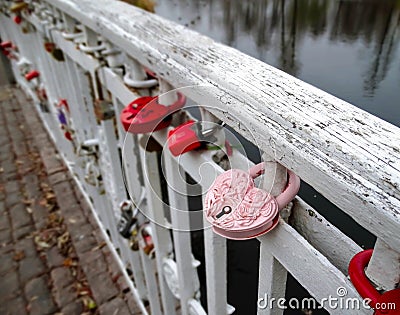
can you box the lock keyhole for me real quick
[215,206,232,219]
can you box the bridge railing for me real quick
[1,0,399,314]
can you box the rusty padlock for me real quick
[204,162,300,240]
[120,93,186,134]
[349,249,400,314]
[10,1,27,14]
[94,99,115,121]
[167,120,223,156]
[43,41,65,62]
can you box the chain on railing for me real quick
[1,0,399,314]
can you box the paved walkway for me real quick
[0,86,141,315]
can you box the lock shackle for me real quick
[164,92,187,114]
[199,121,225,139]
[348,249,381,308]
[123,71,158,89]
[248,162,301,210]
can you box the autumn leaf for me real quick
[82,296,97,310]
[13,250,25,261]
[63,257,77,267]
[34,235,51,249]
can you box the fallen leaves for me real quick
[13,250,25,261]
[34,235,51,249]
[63,257,77,267]
[82,296,97,310]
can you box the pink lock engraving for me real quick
[204,162,300,240]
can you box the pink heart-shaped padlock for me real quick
[204,162,300,240]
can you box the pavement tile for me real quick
[1,87,137,314]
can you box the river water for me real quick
[156,0,400,126]
[154,1,400,314]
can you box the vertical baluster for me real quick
[164,155,199,315]
[159,79,201,314]
[197,107,231,315]
[366,239,400,291]
[140,142,178,315]
[112,95,149,300]
[29,19,74,158]
[203,224,228,314]
[139,250,163,315]
[257,154,288,315]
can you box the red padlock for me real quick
[44,42,55,53]
[1,42,17,59]
[120,93,186,134]
[13,15,22,24]
[57,99,73,142]
[349,249,400,314]
[167,120,221,156]
[0,41,13,49]
[25,70,40,81]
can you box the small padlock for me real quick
[349,249,400,314]
[36,84,49,113]
[10,2,27,14]
[167,120,222,156]
[0,41,13,58]
[25,70,39,81]
[84,160,102,187]
[117,200,138,238]
[0,41,13,50]
[13,14,22,24]
[43,41,65,62]
[139,223,155,258]
[120,93,186,134]
[94,99,115,121]
[57,99,73,141]
[204,162,300,240]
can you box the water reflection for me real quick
[156,0,400,126]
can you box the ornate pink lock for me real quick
[204,163,300,240]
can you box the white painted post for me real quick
[140,143,178,315]
[258,153,288,315]
[366,239,400,291]
[139,249,163,315]
[160,79,202,315]
[198,107,231,315]
[203,224,228,314]
[163,154,199,315]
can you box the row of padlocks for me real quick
[1,1,399,314]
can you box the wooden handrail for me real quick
[42,0,400,249]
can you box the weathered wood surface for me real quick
[259,222,373,315]
[43,0,400,250]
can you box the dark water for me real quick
[155,1,400,314]
[156,0,400,127]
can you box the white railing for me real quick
[1,0,399,314]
